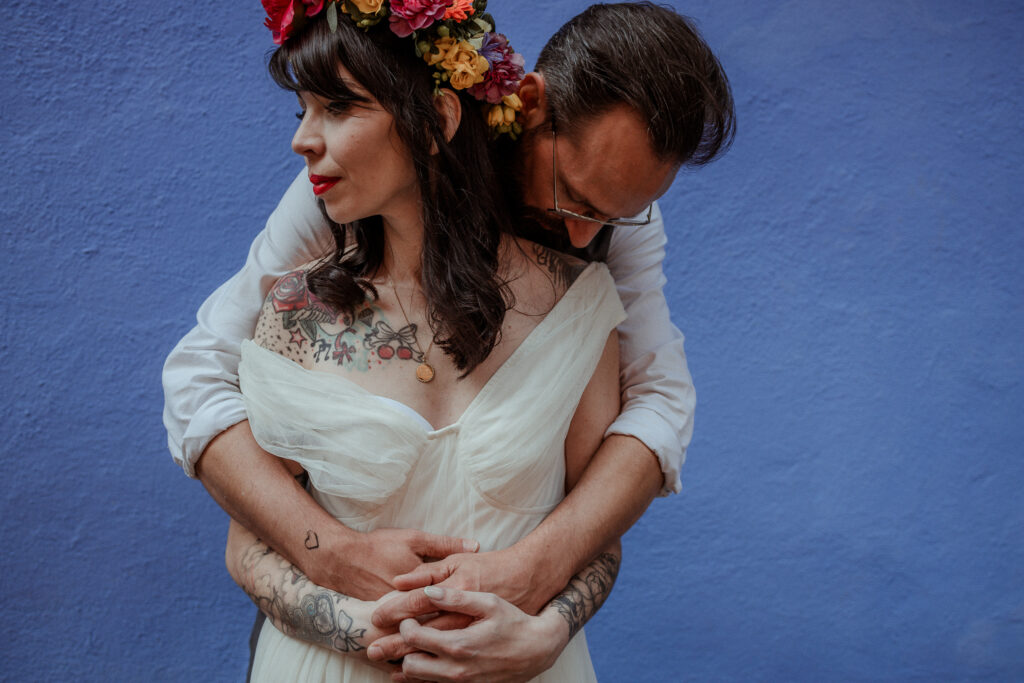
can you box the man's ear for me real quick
[517,72,548,130]
[433,88,462,148]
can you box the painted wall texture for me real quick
[2,0,1022,680]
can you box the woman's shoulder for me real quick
[252,261,346,366]
[500,235,590,315]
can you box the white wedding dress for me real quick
[240,263,625,682]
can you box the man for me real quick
[163,2,733,680]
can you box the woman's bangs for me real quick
[270,21,360,103]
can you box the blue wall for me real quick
[2,1,1022,680]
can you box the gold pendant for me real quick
[416,362,435,383]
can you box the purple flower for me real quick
[468,33,526,103]
[388,0,448,38]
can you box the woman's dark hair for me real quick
[269,16,511,374]
[536,2,735,166]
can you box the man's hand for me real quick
[319,529,480,601]
[377,546,555,620]
[368,587,567,683]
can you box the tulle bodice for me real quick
[240,262,625,682]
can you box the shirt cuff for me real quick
[605,406,686,496]
[176,397,249,479]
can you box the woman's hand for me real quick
[381,545,554,617]
[331,528,480,601]
[367,586,568,683]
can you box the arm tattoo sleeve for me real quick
[547,550,621,639]
[237,537,369,654]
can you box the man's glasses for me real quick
[546,128,654,228]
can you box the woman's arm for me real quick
[226,519,398,669]
[564,329,621,491]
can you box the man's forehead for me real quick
[559,108,678,218]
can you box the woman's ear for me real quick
[433,88,462,148]
[517,72,548,130]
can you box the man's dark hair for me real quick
[536,2,735,165]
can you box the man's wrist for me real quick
[504,536,573,612]
[536,604,572,654]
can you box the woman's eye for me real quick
[294,110,305,121]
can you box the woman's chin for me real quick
[318,200,358,226]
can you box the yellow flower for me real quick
[425,37,456,67]
[442,40,488,90]
[487,105,505,128]
[501,93,522,112]
[349,0,384,12]
[425,38,488,90]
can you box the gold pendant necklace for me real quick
[390,277,435,383]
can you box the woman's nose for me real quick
[291,115,323,158]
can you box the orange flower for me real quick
[426,38,489,90]
[444,0,474,21]
[424,36,456,66]
[350,0,385,12]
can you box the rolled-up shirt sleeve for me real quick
[162,169,332,477]
[604,203,695,495]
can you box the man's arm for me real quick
[163,168,331,477]
[384,435,655,615]
[604,202,693,495]
[387,211,683,611]
[517,202,689,600]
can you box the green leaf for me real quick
[301,320,318,342]
[327,1,338,32]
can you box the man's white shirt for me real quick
[162,169,694,494]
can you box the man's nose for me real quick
[564,219,604,249]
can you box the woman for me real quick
[227,3,624,680]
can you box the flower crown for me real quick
[262,0,525,138]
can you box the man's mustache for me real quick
[518,205,566,235]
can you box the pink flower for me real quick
[263,0,298,45]
[388,0,448,38]
[303,0,325,16]
[262,0,325,45]
[468,33,526,104]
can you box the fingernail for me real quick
[424,585,445,599]
[367,644,381,660]
[463,539,479,552]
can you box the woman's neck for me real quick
[377,199,425,286]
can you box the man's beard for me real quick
[509,127,569,238]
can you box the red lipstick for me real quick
[309,174,340,196]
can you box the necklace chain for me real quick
[388,277,436,383]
